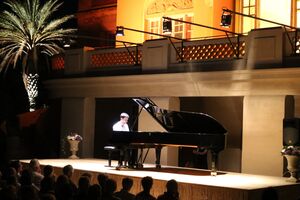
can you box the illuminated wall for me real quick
[116,0,235,44]
[77,0,117,47]
[259,0,291,28]
[76,0,296,46]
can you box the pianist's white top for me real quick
[112,121,129,132]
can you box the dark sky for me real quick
[0,0,78,15]
[0,0,79,28]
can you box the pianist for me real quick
[112,112,136,168]
[113,112,129,132]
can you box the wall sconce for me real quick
[163,18,172,34]
[116,26,124,36]
[220,11,232,28]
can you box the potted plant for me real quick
[67,132,83,159]
[281,146,300,182]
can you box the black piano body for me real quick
[107,97,227,174]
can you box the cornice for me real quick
[44,68,300,98]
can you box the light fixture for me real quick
[116,26,124,36]
[163,18,172,34]
[63,38,71,48]
[220,11,232,28]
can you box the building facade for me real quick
[47,0,300,177]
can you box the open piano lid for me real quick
[133,97,227,134]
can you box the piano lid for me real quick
[132,98,227,134]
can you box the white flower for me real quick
[67,132,83,141]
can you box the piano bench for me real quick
[104,146,120,167]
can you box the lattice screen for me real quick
[89,50,142,69]
[51,55,65,70]
[177,41,246,61]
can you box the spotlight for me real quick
[116,26,125,36]
[163,18,172,34]
[220,11,232,28]
[63,38,71,48]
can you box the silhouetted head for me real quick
[29,159,41,173]
[105,178,117,195]
[141,176,153,192]
[9,160,22,174]
[166,179,178,193]
[88,184,102,199]
[78,176,90,192]
[43,165,54,177]
[122,177,133,191]
[62,165,74,178]
[97,172,108,190]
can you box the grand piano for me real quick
[107,97,227,175]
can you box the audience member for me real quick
[55,174,73,200]
[18,185,40,200]
[88,184,102,200]
[114,177,135,200]
[102,178,120,200]
[43,165,55,180]
[40,176,56,198]
[62,164,77,195]
[157,179,179,200]
[29,159,44,189]
[81,172,92,180]
[9,160,22,181]
[18,169,39,200]
[3,167,17,181]
[6,174,20,190]
[97,172,108,193]
[135,176,156,200]
[76,175,90,200]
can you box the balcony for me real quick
[51,27,300,78]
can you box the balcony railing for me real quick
[174,37,246,62]
[87,46,142,69]
[51,28,300,76]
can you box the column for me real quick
[242,95,293,176]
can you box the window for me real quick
[146,14,193,40]
[148,20,160,40]
[242,0,257,33]
[174,17,184,38]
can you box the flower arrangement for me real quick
[67,132,83,141]
[281,146,300,156]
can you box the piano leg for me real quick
[155,146,162,168]
[211,151,218,176]
[108,151,112,167]
[118,148,125,167]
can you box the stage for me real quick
[21,158,300,200]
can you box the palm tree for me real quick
[0,0,76,111]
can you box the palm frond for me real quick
[0,0,76,71]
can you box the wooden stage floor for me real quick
[21,158,300,200]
